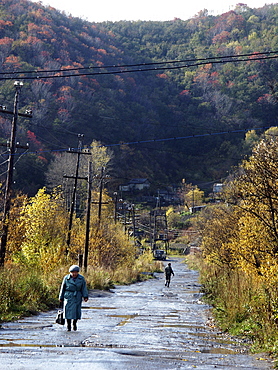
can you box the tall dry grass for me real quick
[0,251,161,322]
[0,264,57,321]
[186,253,278,357]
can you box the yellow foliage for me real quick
[233,210,278,285]
[89,140,112,172]
[15,188,68,271]
[180,182,204,210]
[89,221,135,270]
[198,204,239,269]
[197,135,278,339]
[197,136,278,349]
[225,137,278,284]
[6,194,28,259]
[166,206,174,217]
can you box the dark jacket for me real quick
[59,274,88,320]
[165,265,174,277]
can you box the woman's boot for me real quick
[67,319,71,331]
[73,319,77,331]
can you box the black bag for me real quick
[55,309,65,325]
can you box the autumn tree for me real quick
[14,188,68,271]
[196,135,278,346]
[89,219,135,271]
[46,150,87,212]
[5,193,28,261]
[224,135,278,282]
[180,181,204,211]
[46,140,113,213]
[196,203,240,269]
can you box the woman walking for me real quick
[59,265,88,331]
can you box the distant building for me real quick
[119,178,150,192]
[189,205,207,213]
[212,183,224,202]
[157,189,180,204]
[213,183,223,193]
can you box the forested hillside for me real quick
[0,0,278,195]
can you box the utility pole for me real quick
[132,204,136,242]
[192,185,195,213]
[95,167,111,224]
[0,81,31,267]
[84,161,92,272]
[98,166,104,223]
[84,166,111,269]
[152,210,157,250]
[64,134,90,252]
[113,191,118,223]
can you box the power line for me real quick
[103,126,272,148]
[0,52,277,81]
[0,50,277,76]
[28,121,83,137]
[0,169,8,177]
[13,149,30,167]
[0,125,273,158]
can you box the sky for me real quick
[36,0,275,23]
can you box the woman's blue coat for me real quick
[59,274,88,320]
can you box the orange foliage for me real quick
[0,20,13,29]
[4,55,21,69]
[212,31,231,44]
[59,85,72,92]
[97,49,107,55]
[28,22,40,33]
[179,89,190,96]
[25,36,42,45]
[0,37,13,46]
[156,73,168,79]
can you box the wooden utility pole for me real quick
[84,166,111,269]
[113,191,118,223]
[97,166,104,223]
[150,209,168,252]
[0,82,31,266]
[64,134,90,252]
[95,166,112,224]
[84,161,92,272]
[132,204,136,241]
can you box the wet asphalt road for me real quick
[0,257,274,369]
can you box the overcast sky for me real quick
[35,1,275,22]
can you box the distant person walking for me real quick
[59,265,88,331]
[165,263,174,287]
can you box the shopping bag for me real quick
[55,309,65,325]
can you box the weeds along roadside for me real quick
[0,252,163,323]
[186,252,278,364]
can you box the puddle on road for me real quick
[120,291,139,294]
[189,331,229,339]
[1,324,53,330]
[83,306,117,310]
[183,290,201,294]
[189,332,238,347]
[201,347,238,355]
[109,314,138,326]
[0,343,82,348]
[161,324,205,330]
[167,347,238,355]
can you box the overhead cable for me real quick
[0,125,273,157]
[0,52,278,81]
[0,50,276,76]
